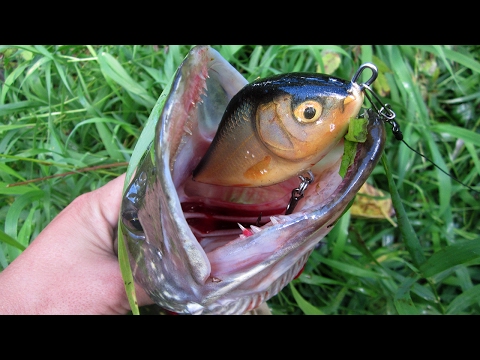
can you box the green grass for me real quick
[1,45,479,315]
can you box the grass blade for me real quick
[446,284,480,314]
[0,101,44,116]
[394,276,420,314]
[430,124,480,147]
[0,229,26,251]
[94,121,124,161]
[420,240,480,278]
[289,282,324,315]
[117,224,140,315]
[319,255,385,279]
[413,45,480,74]
[382,154,426,269]
[5,190,44,241]
[97,50,157,108]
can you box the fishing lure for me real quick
[192,70,366,187]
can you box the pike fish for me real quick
[120,45,386,315]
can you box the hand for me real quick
[0,174,154,314]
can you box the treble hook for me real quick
[351,63,378,90]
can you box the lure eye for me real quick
[294,100,322,123]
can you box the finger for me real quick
[91,173,126,229]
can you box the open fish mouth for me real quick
[120,46,386,315]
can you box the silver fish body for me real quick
[120,46,386,315]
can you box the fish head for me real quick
[192,72,364,187]
[120,45,386,314]
[254,72,364,161]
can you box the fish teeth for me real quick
[238,223,253,237]
[250,225,262,233]
[269,215,289,225]
[237,223,262,237]
[270,216,281,225]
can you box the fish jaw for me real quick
[121,45,249,313]
[121,46,386,314]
